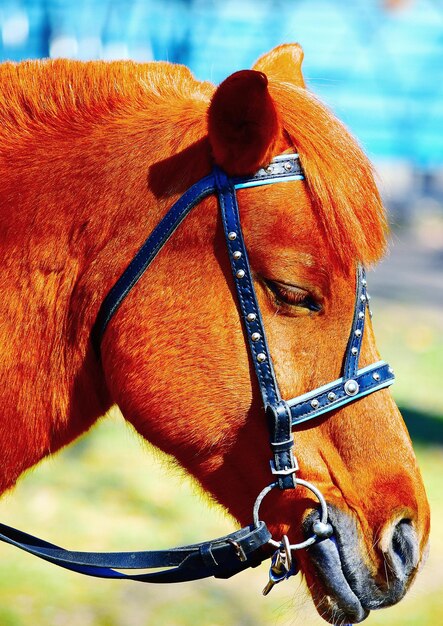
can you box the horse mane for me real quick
[269,81,387,267]
[0,59,386,267]
[0,59,213,143]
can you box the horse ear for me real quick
[253,44,306,88]
[207,69,280,175]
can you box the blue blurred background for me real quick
[1,0,442,221]
[1,0,442,168]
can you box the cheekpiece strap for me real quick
[215,167,281,409]
[343,265,368,380]
[266,401,298,489]
[214,164,301,489]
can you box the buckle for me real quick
[226,538,247,562]
[269,460,299,476]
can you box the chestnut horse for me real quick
[0,44,429,624]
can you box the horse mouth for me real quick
[300,506,421,624]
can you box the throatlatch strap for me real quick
[91,173,217,353]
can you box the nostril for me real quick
[385,519,419,582]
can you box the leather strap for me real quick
[0,521,271,582]
[343,265,367,380]
[289,361,394,425]
[287,268,395,426]
[91,173,217,352]
[215,167,297,489]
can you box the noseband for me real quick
[0,154,394,598]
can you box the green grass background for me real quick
[0,300,441,626]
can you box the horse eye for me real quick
[264,279,322,312]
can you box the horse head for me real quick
[93,45,430,623]
[0,45,428,624]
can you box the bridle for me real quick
[0,153,395,596]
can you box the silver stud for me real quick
[358,311,365,320]
[351,347,358,356]
[236,269,245,279]
[228,232,237,241]
[251,332,261,342]
[246,313,256,322]
[369,309,373,318]
[373,372,380,381]
[344,379,359,396]
[362,279,367,286]
[360,294,366,303]
[388,367,394,375]
[311,399,319,409]
[257,353,267,363]
[233,250,242,260]
[355,329,362,338]
[284,161,292,171]
[328,392,336,402]
[265,165,274,174]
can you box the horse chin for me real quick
[299,506,421,624]
[305,536,370,624]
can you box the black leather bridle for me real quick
[0,153,394,593]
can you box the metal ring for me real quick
[252,478,330,550]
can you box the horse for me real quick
[0,43,430,624]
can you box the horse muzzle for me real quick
[302,505,423,624]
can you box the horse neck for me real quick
[0,98,209,490]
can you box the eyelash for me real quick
[264,280,322,312]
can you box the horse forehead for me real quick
[238,183,329,260]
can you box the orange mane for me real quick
[268,81,387,267]
[0,59,386,267]
[0,59,212,136]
